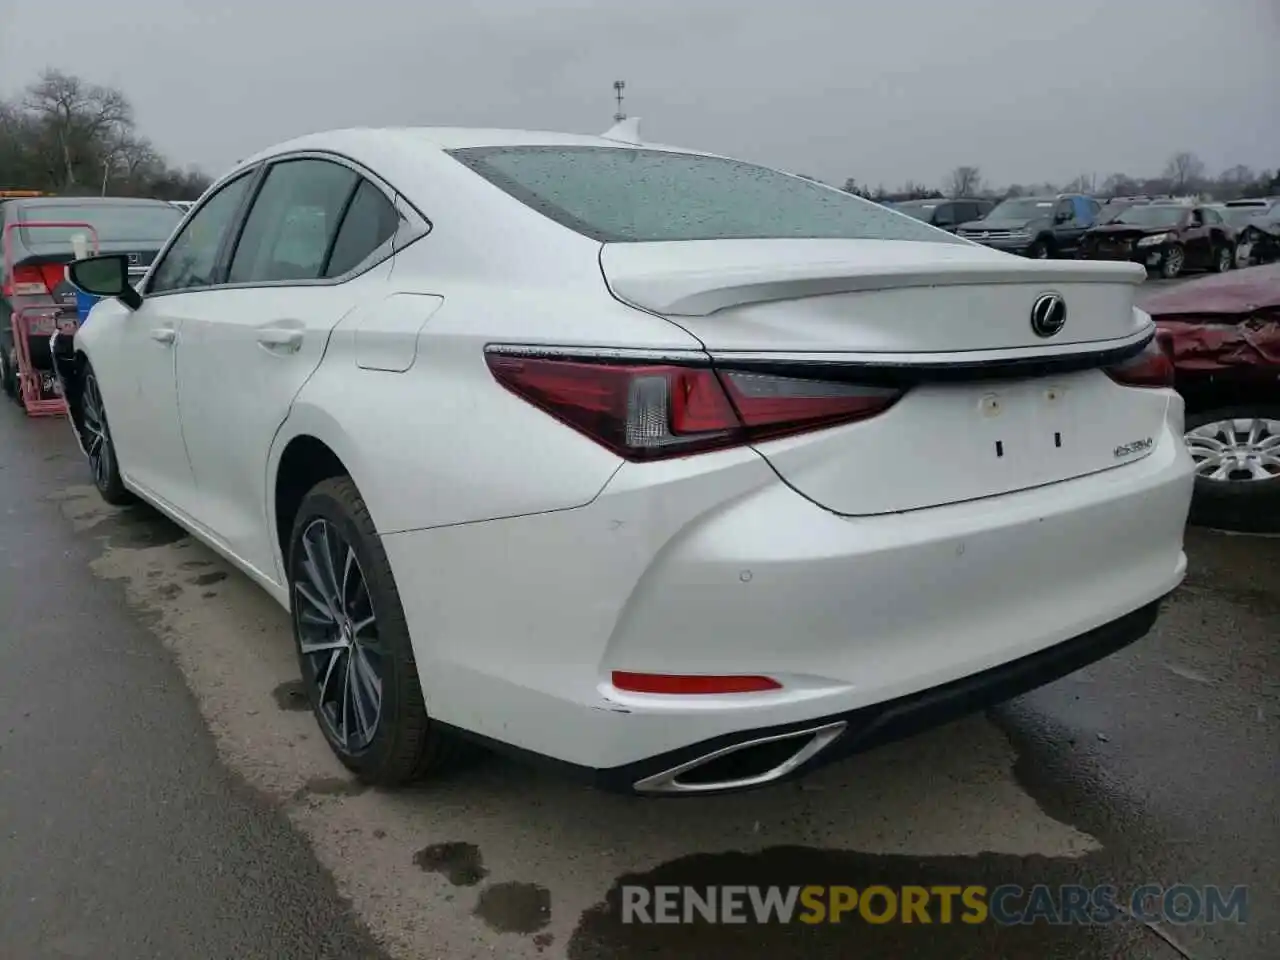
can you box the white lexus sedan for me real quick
[54,125,1195,795]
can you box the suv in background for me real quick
[956,194,1102,258]
[889,198,993,233]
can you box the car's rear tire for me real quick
[1160,244,1185,279]
[81,364,133,505]
[1184,406,1280,534]
[0,342,16,399]
[287,476,466,786]
[1027,239,1051,259]
[1211,243,1233,273]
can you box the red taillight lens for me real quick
[1104,337,1175,389]
[485,353,902,460]
[11,265,49,296]
[611,672,782,695]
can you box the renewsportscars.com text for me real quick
[620,884,1248,926]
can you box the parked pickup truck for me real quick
[955,194,1102,259]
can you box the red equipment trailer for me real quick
[2,220,98,417]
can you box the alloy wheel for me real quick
[82,374,115,491]
[1163,247,1184,277]
[1185,417,1280,483]
[294,518,384,753]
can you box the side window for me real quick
[324,180,401,278]
[1054,198,1074,222]
[228,159,358,284]
[1190,209,1206,226]
[932,203,957,227]
[1086,198,1102,223]
[1202,208,1223,225]
[148,173,253,295]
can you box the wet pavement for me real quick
[1,397,1277,959]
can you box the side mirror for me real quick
[68,255,142,310]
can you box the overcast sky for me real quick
[1,0,1277,189]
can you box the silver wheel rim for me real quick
[82,374,114,490]
[1033,245,1048,259]
[294,518,384,752]
[1185,417,1280,483]
[1165,247,1184,275]
[1218,247,1231,271]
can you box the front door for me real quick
[1183,209,1212,268]
[99,171,257,514]
[174,158,403,581]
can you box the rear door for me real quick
[932,203,959,232]
[174,155,405,580]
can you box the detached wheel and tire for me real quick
[1160,244,1186,279]
[288,476,464,786]
[81,365,132,505]
[1184,407,1280,534]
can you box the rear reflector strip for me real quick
[611,672,783,695]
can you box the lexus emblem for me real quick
[1030,293,1067,338]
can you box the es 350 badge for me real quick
[1114,437,1155,458]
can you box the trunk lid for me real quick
[599,239,1167,515]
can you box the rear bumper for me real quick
[383,412,1194,789]
[460,597,1165,795]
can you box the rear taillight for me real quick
[485,353,902,460]
[1104,336,1175,389]
[10,265,49,296]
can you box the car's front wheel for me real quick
[1160,244,1186,279]
[1211,243,1233,273]
[287,476,465,786]
[81,365,132,505]
[1184,407,1280,534]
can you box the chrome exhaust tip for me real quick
[632,721,847,795]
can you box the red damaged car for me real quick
[1141,265,1280,532]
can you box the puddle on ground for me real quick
[476,881,553,935]
[414,841,489,887]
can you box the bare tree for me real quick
[1100,173,1139,198]
[22,69,133,187]
[946,165,983,198]
[1162,151,1206,194]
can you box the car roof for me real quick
[240,126,715,167]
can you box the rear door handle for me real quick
[256,328,304,352]
[150,328,176,345]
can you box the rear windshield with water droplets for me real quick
[448,146,965,245]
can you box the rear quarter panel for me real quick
[271,275,705,541]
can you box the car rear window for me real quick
[18,203,184,247]
[448,146,964,244]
